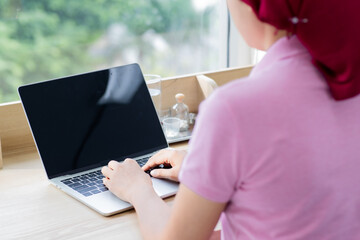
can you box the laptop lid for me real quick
[19,63,168,179]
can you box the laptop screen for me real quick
[19,64,168,179]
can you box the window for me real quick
[0,0,253,103]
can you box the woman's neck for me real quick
[263,26,288,50]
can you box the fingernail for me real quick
[150,170,157,176]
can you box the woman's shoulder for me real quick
[214,56,326,107]
[211,74,283,107]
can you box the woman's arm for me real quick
[102,159,226,240]
[160,184,225,240]
[132,183,225,240]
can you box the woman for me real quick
[102,0,360,239]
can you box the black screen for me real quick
[19,64,168,178]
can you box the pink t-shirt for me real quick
[179,36,360,240]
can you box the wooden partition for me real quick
[0,101,37,160]
[0,138,2,168]
[0,66,252,161]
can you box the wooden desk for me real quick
[0,142,187,240]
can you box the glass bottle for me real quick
[171,93,189,131]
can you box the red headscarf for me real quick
[241,0,360,100]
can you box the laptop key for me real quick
[99,187,108,192]
[74,184,89,191]
[91,190,101,194]
[78,186,97,194]
[137,158,149,167]
[68,182,82,189]
[82,192,93,197]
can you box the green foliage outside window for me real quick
[0,0,216,102]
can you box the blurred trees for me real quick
[0,0,214,102]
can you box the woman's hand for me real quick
[142,148,187,182]
[102,159,153,204]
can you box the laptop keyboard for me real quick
[61,157,150,197]
[61,169,107,197]
[136,157,149,167]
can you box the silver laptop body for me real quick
[18,63,178,216]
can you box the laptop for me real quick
[18,63,179,216]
